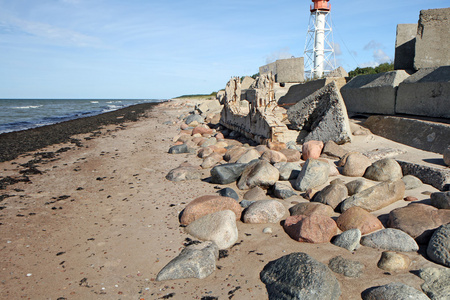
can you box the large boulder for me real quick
[156,241,218,281]
[236,149,261,164]
[166,165,202,182]
[279,148,301,162]
[313,183,348,210]
[387,203,450,244]
[180,195,242,226]
[427,223,450,267]
[223,146,247,163]
[293,159,329,192]
[336,207,384,235]
[418,267,450,300]
[361,228,419,252]
[284,214,338,243]
[261,150,288,164]
[346,178,375,196]
[364,158,403,182]
[237,160,279,190]
[340,179,405,212]
[430,191,450,209]
[242,200,286,224]
[185,210,239,249]
[274,162,302,181]
[260,252,341,300]
[339,152,372,177]
[362,282,430,300]
[210,163,247,184]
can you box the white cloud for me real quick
[373,49,391,64]
[363,40,383,50]
[265,47,294,64]
[332,42,342,56]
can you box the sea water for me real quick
[0,99,165,134]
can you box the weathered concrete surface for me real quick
[397,160,450,191]
[260,57,305,83]
[414,8,450,70]
[340,71,410,115]
[394,24,417,71]
[278,77,348,107]
[241,76,255,90]
[287,81,353,145]
[327,66,348,78]
[396,66,450,118]
[364,115,450,154]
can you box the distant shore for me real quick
[0,102,162,162]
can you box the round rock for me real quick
[377,251,411,272]
[242,200,286,224]
[364,158,403,182]
[362,282,429,300]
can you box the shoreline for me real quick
[0,101,163,162]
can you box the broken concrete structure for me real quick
[394,24,417,71]
[396,66,450,118]
[287,81,353,145]
[414,8,450,70]
[259,57,305,83]
[340,71,410,115]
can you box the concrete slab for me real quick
[394,24,417,71]
[340,71,410,115]
[396,66,450,118]
[260,58,304,83]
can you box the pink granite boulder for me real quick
[284,214,338,243]
[336,206,384,235]
[302,140,324,160]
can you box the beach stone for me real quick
[336,207,384,235]
[237,160,279,190]
[328,256,365,278]
[236,149,260,164]
[166,165,202,182]
[201,153,222,169]
[364,158,403,182]
[273,182,296,199]
[430,191,450,209]
[405,196,418,201]
[305,188,319,200]
[312,183,348,210]
[260,252,341,300]
[302,140,324,160]
[340,179,405,212]
[176,134,193,144]
[323,140,348,159]
[402,175,423,190]
[168,144,191,154]
[211,146,227,155]
[361,228,419,252]
[180,195,242,226]
[156,241,219,281]
[263,227,273,234]
[340,152,372,177]
[346,178,375,196]
[217,188,239,201]
[362,283,429,300]
[199,137,217,148]
[197,147,214,158]
[255,144,269,154]
[261,150,288,164]
[239,200,255,208]
[377,251,411,272]
[274,162,302,181]
[192,125,213,136]
[332,229,362,252]
[223,146,247,163]
[243,186,266,201]
[279,148,301,162]
[185,210,238,249]
[444,146,450,166]
[289,202,334,217]
[185,114,204,125]
[293,159,329,192]
[267,142,286,151]
[284,214,338,243]
[387,203,450,244]
[418,267,450,300]
[210,163,247,185]
[325,159,340,177]
[242,200,286,224]
[427,223,450,267]
[180,123,189,130]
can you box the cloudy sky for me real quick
[0,0,447,99]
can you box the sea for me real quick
[0,99,166,134]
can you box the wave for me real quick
[90,101,99,104]
[12,105,43,109]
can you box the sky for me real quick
[0,0,448,99]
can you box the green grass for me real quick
[174,91,217,99]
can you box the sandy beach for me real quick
[0,99,446,299]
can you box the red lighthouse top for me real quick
[311,0,331,12]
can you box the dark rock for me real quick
[237,160,279,190]
[430,191,450,209]
[217,188,239,201]
[312,183,348,209]
[427,223,450,267]
[293,159,329,192]
[210,163,247,184]
[168,144,192,154]
[273,182,296,199]
[362,282,429,300]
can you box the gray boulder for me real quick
[168,144,194,154]
[313,183,348,209]
[362,282,430,300]
[274,162,302,181]
[418,267,450,300]
[346,178,375,196]
[185,114,204,125]
[293,159,329,192]
[273,182,297,199]
[328,256,365,278]
[427,223,450,267]
[332,229,361,252]
[340,152,372,177]
[242,200,286,224]
[243,186,266,200]
[430,192,450,209]
[402,175,423,190]
[341,179,405,212]
[364,158,403,182]
[237,160,279,190]
[210,163,247,184]
[239,200,255,208]
[260,252,341,300]
[361,228,419,252]
[166,165,202,182]
[236,148,261,164]
[185,210,238,250]
[156,241,218,281]
[217,187,239,201]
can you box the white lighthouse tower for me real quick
[304,0,336,79]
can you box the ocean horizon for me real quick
[0,98,166,134]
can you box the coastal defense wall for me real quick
[259,58,304,83]
[394,24,417,71]
[414,8,450,70]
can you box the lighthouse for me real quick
[304,0,336,79]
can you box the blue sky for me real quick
[0,0,448,99]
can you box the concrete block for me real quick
[260,58,304,83]
[340,71,410,115]
[394,24,417,70]
[396,66,450,118]
[241,76,255,90]
[397,160,450,191]
[259,62,276,76]
[414,8,450,70]
[364,115,450,154]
